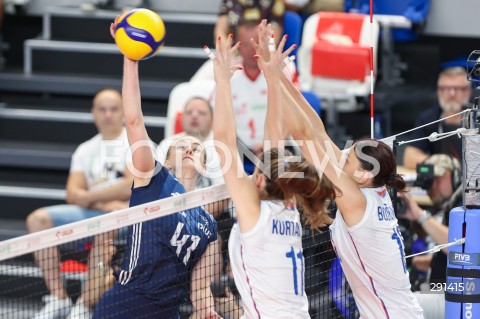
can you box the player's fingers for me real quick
[230,64,244,73]
[259,20,269,39]
[283,55,296,67]
[204,45,215,60]
[215,35,223,57]
[282,44,297,59]
[253,54,265,64]
[277,34,288,54]
[253,55,266,73]
[266,23,274,39]
[250,37,259,52]
[226,33,233,51]
[230,40,241,55]
[268,35,276,57]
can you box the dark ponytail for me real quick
[385,173,406,191]
[355,138,405,191]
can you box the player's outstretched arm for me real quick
[211,35,261,233]
[190,239,222,319]
[251,20,292,148]
[111,21,156,187]
[279,68,343,159]
[278,67,366,226]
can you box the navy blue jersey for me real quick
[114,164,218,307]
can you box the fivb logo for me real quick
[449,252,480,266]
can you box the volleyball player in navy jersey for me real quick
[92,23,221,319]
[257,30,424,318]
[211,22,336,318]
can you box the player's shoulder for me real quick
[260,200,285,213]
[194,206,217,224]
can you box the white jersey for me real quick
[229,201,310,319]
[229,71,268,149]
[208,60,296,150]
[70,128,131,191]
[329,187,424,319]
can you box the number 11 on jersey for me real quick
[286,246,305,296]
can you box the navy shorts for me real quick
[93,282,180,319]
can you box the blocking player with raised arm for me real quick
[210,21,336,318]
[257,30,425,318]
[92,21,221,319]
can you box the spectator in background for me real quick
[156,96,223,189]
[403,67,472,169]
[193,18,297,173]
[214,0,285,44]
[26,88,133,319]
[401,154,462,319]
[197,12,298,175]
[201,19,296,174]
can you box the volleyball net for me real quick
[0,183,357,319]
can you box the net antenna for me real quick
[462,50,480,209]
[374,53,480,214]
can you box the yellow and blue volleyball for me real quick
[114,8,166,61]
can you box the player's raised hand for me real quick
[109,15,121,39]
[254,29,296,81]
[207,34,242,83]
[250,19,271,62]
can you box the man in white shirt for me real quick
[26,88,133,319]
[193,20,296,174]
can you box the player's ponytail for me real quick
[355,138,406,190]
[259,148,337,230]
[280,161,337,229]
[385,173,406,191]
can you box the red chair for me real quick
[298,12,379,113]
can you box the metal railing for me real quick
[0,106,168,127]
[24,39,207,75]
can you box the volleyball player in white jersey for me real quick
[210,23,336,318]
[256,31,424,318]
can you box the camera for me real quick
[473,63,480,77]
[388,188,406,216]
[413,163,434,190]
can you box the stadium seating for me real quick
[347,0,430,42]
[298,12,379,111]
